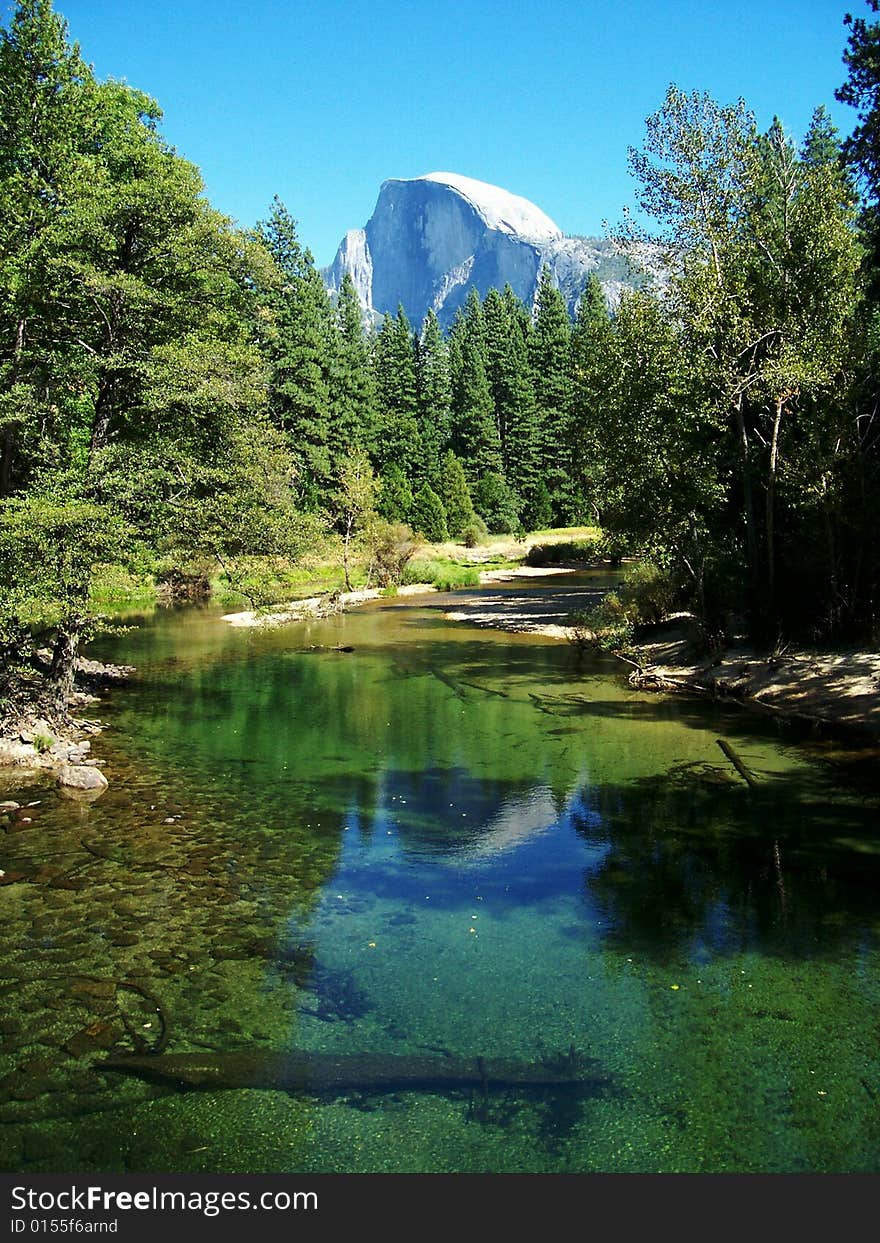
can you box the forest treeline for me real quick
[1,0,880,711]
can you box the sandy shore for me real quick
[221,583,436,628]
[219,567,584,630]
[442,567,601,639]
[633,633,880,736]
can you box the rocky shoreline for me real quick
[0,657,134,798]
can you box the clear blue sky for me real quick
[22,0,863,265]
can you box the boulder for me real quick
[57,763,108,794]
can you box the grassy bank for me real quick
[86,528,606,614]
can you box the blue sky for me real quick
[29,1,863,265]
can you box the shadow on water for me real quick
[574,771,880,964]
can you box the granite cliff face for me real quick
[324,172,636,328]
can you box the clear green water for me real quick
[2,585,880,1173]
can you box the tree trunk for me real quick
[0,426,15,496]
[49,620,83,713]
[88,378,115,466]
[765,391,794,629]
[342,515,354,592]
[733,394,759,615]
[1,317,28,495]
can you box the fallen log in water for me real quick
[716,738,758,788]
[102,1049,609,1096]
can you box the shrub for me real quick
[568,595,635,653]
[595,532,631,566]
[618,561,677,625]
[369,520,416,587]
[89,564,158,609]
[402,559,481,590]
[525,537,601,567]
[460,515,489,547]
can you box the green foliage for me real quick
[595,532,633,566]
[615,84,866,637]
[401,558,481,590]
[569,561,677,656]
[367,519,416,587]
[617,561,678,625]
[520,479,554,533]
[411,484,448,542]
[333,272,376,457]
[377,463,414,523]
[460,515,489,548]
[373,308,422,473]
[416,310,452,484]
[837,1,880,267]
[89,564,158,609]
[471,472,519,533]
[254,199,336,498]
[449,293,503,479]
[529,267,574,519]
[0,490,133,632]
[436,450,475,536]
[568,597,635,654]
[525,537,601,567]
[335,445,378,591]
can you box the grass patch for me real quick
[525,538,602,567]
[402,559,481,591]
[89,564,158,611]
[210,559,357,608]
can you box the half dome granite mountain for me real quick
[323,171,642,329]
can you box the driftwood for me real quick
[716,738,758,788]
[102,1049,609,1096]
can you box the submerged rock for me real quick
[57,764,108,795]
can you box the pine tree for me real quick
[416,309,452,485]
[529,266,574,520]
[472,472,519,533]
[484,285,541,522]
[569,274,611,518]
[377,462,413,522]
[436,450,475,537]
[255,199,335,506]
[372,306,422,475]
[411,482,448,542]
[331,272,376,463]
[449,292,503,480]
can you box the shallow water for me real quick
[2,582,879,1173]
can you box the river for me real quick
[1,577,879,1172]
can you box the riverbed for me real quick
[1,577,879,1172]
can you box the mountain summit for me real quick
[324,172,634,329]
